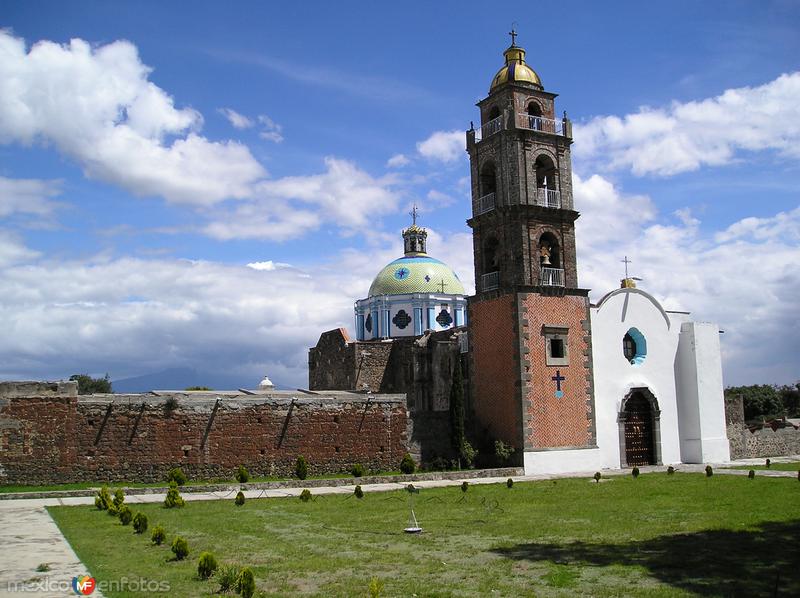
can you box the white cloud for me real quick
[0,31,266,205]
[0,176,62,218]
[417,130,465,163]
[257,114,283,143]
[574,72,800,176]
[0,230,40,267]
[246,260,292,271]
[387,153,410,168]
[218,108,254,129]
[426,189,456,208]
[574,172,800,385]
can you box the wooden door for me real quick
[624,393,654,466]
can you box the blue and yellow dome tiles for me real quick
[368,255,465,297]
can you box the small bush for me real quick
[113,488,125,508]
[400,453,416,474]
[35,563,50,572]
[354,485,364,499]
[351,463,365,478]
[235,465,249,484]
[631,467,640,478]
[593,472,602,483]
[133,512,148,534]
[494,440,514,465]
[748,469,756,479]
[459,440,477,468]
[164,396,178,415]
[406,483,416,493]
[171,536,189,561]
[94,486,112,511]
[369,576,384,597]
[164,481,185,509]
[667,466,675,475]
[237,567,256,598]
[217,564,239,592]
[765,458,771,469]
[235,491,245,506]
[461,481,469,493]
[429,456,449,471]
[295,455,308,480]
[299,489,312,502]
[197,551,218,580]
[151,525,166,545]
[705,465,713,477]
[167,467,187,486]
[118,505,133,525]
[506,478,514,489]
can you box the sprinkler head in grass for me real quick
[748,470,755,479]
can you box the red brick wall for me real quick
[520,293,595,449]
[0,389,408,485]
[469,295,521,448]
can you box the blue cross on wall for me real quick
[552,370,565,399]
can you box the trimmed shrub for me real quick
[400,453,416,474]
[459,440,477,469]
[133,512,148,534]
[354,485,364,499]
[217,564,239,592]
[765,458,771,469]
[94,486,112,511]
[164,396,178,415]
[506,478,514,489]
[118,505,133,526]
[167,467,187,486]
[631,467,640,478]
[748,469,756,479]
[151,525,166,545]
[351,463,365,478]
[406,483,416,493]
[235,465,249,484]
[705,465,713,477]
[299,489,312,502]
[295,455,308,480]
[494,440,514,465]
[593,472,602,483]
[113,488,125,508]
[235,491,245,506]
[461,481,469,493]
[197,551,218,580]
[237,567,256,598]
[164,481,185,508]
[171,536,189,561]
[667,466,675,475]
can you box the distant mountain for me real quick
[111,367,275,393]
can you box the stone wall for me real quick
[725,396,800,459]
[0,381,408,485]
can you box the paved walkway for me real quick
[1,458,797,596]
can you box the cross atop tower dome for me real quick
[490,32,542,91]
[402,204,427,255]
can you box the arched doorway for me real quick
[619,389,661,467]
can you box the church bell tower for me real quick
[466,33,597,470]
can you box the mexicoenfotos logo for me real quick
[72,575,96,595]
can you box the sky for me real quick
[0,0,798,389]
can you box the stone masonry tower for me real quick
[466,33,597,472]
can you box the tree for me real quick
[69,373,112,395]
[185,386,212,391]
[725,384,783,420]
[778,382,800,417]
[449,359,465,454]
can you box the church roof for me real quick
[368,255,465,297]
[490,44,542,92]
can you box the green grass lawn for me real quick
[727,461,800,472]
[48,474,800,597]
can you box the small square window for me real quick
[542,325,569,366]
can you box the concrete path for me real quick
[1,457,797,596]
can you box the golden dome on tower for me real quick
[489,39,542,92]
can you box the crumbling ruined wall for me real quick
[0,382,408,485]
[725,396,800,459]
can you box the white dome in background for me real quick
[258,375,274,390]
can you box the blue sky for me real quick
[0,0,798,388]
